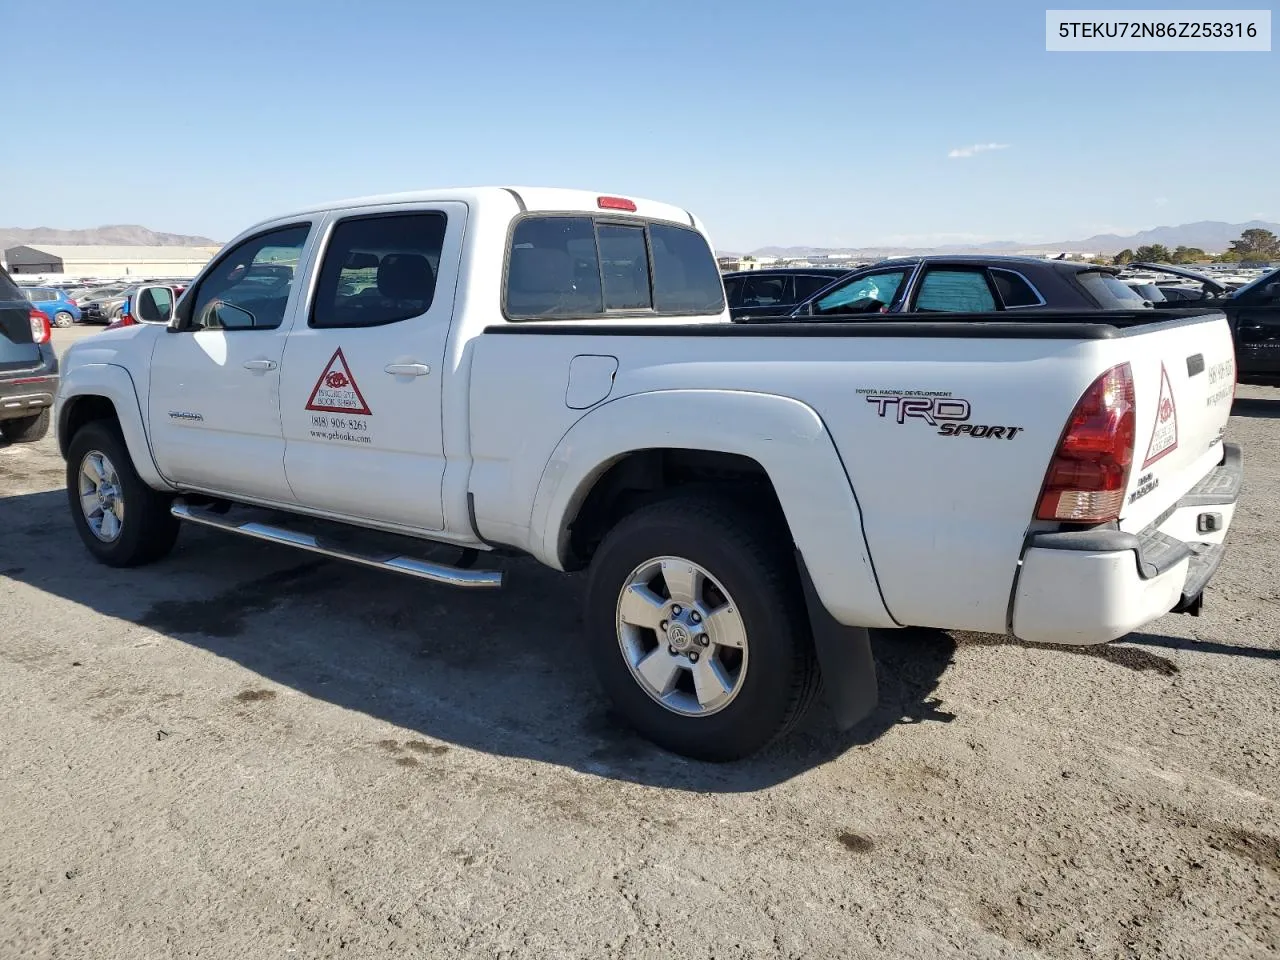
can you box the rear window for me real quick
[505,215,724,320]
[1077,271,1151,309]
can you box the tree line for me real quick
[1110,228,1279,266]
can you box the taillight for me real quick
[69,298,78,307]
[29,309,51,345]
[1036,363,1136,523]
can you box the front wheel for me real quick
[584,496,819,761]
[66,421,180,567]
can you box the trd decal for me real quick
[862,392,1023,439]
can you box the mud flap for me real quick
[796,551,878,731]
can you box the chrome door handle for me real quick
[384,363,431,377]
[243,359,277,371]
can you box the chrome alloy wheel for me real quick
[78,450,125,543]
[615,556,749,717]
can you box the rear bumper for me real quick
[0,346,59,421]
[1011,443,1241,646]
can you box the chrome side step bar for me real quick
[170,503,504,589]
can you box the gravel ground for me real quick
[1,327,1277,959]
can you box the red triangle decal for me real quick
[1142,362,1178,468]
[305,348,372,415]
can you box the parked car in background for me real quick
[1154,285,1207,303]
[21,287,82,327]
[77,285,134,324]
[768,255,1152,318]
[1130,261,1280,380]
[1125,282,1167,304]
[723,267,853,319]
[1,266,57,443]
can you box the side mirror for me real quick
[135,285,176,324]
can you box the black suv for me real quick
[723,267,854,319]
[0,265,58,443]
[765,255,1153,318]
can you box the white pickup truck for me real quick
[54,187,1242,760]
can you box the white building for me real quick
[3,244,221,279]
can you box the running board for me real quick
[170,503,504,588]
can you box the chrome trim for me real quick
[171,503,503,588]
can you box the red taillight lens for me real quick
[1036,363,1136,523]
[29,309,52,345]
[597,195,637,212]
[69,298,78,307]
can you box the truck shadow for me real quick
[1231,396,1280,419]
[0,489,957,793]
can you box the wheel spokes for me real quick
[692,655,734,709]
[662,562,702,606]
[635,647,682,697]
[618,583,667,632]
[702,605,746,649]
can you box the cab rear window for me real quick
[505,215,724,320]
[1077,271,1151,309]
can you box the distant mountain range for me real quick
[0,225,219,250]
[730,220,1280,259]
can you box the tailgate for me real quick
[1118,312,1236,533]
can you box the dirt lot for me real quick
[2,327,1278,959]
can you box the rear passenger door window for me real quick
[913,268,997,312]
[740,275,790,308]
[793,274,840,301]
[311,213,448,328]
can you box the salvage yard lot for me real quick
[1,329,1278,960]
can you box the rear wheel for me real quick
[584,496,819,761]
[0,409,51,443]
[53,310,74,328]
[66,421,179,566]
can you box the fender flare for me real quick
[528,388,897,630]
[56,363,173,491]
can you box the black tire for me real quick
[53,311,74,328]
[0,408,51,443]
[66,420,179,567]
[584,495,820,762]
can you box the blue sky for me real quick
[2,0,1276,250]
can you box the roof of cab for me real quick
[275,186,698,228]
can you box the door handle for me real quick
[384,362,431,377]
[243,359,278,371]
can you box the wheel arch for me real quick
[57,364,173,491]
[527,388,897,629]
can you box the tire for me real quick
[0,408,51,443]
[53,310,74,328]
[584,495,819,761]
[66,420,179,567]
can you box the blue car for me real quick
[22,287,82,327]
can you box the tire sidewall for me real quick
[586,503,804,760]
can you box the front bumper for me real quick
[1011,443,1242,646]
